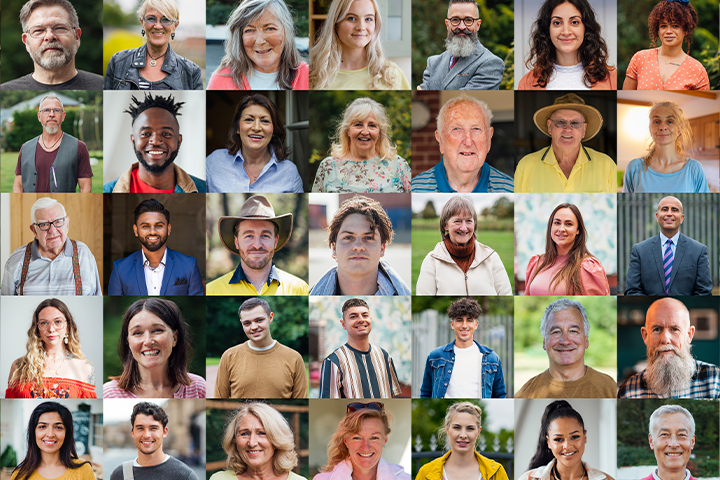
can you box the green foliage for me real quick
[0,445,17,469]
[205,0,309,37]
[5,110,42,152]
[103,0,138,27]
[421,201,437,219]
[412,296,514,317]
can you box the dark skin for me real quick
[130,108,182,190]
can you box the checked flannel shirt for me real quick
[618,359,719,398]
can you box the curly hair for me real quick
[309,0,399,89]
[327,195,394,247]
[226,94,290,161]
[222,403,298,475]
[330,97,397,160]
[437,402,482,451]
[526,0,611,88]
[644,101,694,168]
[447,297,482,321]
[10,299,86,389]
[528,400,585,470]
[321,407,391,472]
[125,93,184,126]
[648,0,697,53]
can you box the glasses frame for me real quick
[39,108,64,115]
[37,319,67,331]
[25,23,75,39]
[142,15,176,27]
[447,17,481,27]
[33,217,67,231]
[549,119,587,130]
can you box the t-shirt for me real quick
[1,70,104,90]
[515,367,617,398]
[16,141,93,192]
[622,157,710,193]
[327,61,410,90]
[130,168,175,193]
[109,455,199,480]
[445,344,481,398]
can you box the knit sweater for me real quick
[110,456,198,480]
[515,367,617,398]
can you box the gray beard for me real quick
[644,344,697,397]
[445,32,479,58]
[43,124,60,134]
[30,41,77,70]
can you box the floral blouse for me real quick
[312,155,411,192]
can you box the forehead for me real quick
[346,0,376,16]
[133,413,162,428]
[652,106,676,118]
[27,5,72,25]
[547,308,584,330]
[548,416,583,433]
[646,306,689,330]
[237,219,276,235]
[38,411,63,424]
[340,213,376,232]
[657,198,682,211]
[451,315,478,322]
[551,2,582,18]
[445,102,487,128]
[450,411,479,426]
[656,412,691,432]
[39,306,65,320]
[553,207,577,222]
[128,310,168,329]
[350,112,378,125]
[134,108,179,131]
[242,104,272,117]
[550,109,585,121]
[448,2,479,17]
[344,305,370,317]
[40,98,62,110]
[248,8,280,26]
[137,211,167,224]
[35,205,64,221]
[240,305,269,321]
[448,208,474,220]
[237,413,263,429]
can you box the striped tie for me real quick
[664,239,674,295]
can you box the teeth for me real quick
[358,453,374,457]
[142,350,160,357]
[148,150,164,154]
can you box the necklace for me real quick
[46,353,66,376]
[148,49,167,67]
[40,132,63,151]
[552,463,586,480]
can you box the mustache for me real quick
[41,41,67,54]
[451,28,473,35]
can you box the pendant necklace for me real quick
[148,50,167,67]
[46,353,66,376]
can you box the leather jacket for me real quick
[104,44,203,90]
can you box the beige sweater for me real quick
[515,367,617,398]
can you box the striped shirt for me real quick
[1,239,101,296]
[411,160,514,192]
[319,343,402,398]
[102,373,207,398]
[618,360,719,398]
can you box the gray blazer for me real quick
[419,42,504,90]
[625,233,713,296]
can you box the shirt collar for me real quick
[652,469,690,480]
[141,248,167,268]
[332,262,395,295]
[229,262,281,287]
[233,149,279,168]
[31,238,72,260]
[434,159,490,193]
[540,145,592,166]
[660,230,681,245]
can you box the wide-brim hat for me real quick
[533,93,604,141]
[218,195,293,256]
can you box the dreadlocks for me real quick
[125,93,184,126]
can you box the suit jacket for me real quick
[625,233,713,296]
[108,248,204,296]
[420,42,504,90]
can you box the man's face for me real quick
[641,302,694,363]
[445,3,481,36]
[341,306,372,341]
[450,315,479,346]
[649,413,695,474]
[30,205,69,252]
[131,108,182,175]
[239,305,273,346]
[235,219,278,270]
[436,102,493,178]
[22,6,80,70]
[333,213,385,279]
[542,308,588,370]
[131,414,167,457]
[37,98,65,135]
[547,109,587,151]
[655,196,684,235]
[134,212,170,253]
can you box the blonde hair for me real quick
[321,408,392,472]
[644,101,694,168]
[309,0,397,89]
[330,97,397,160]
[10,299,86,388]
[437,402,482,451]
[222,403,298,475]
[137,0,179,21]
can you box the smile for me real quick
[562,452,577,457]
[142,350,160,357]
[141,440,154,445]
[254,48,273,55]
[456,441,470,447]
[458,152,476,156]
[358,452,374,457]
[43,440,57,445]
[558,38,576,42]
[247,450,263,455]
[248,134,264,140]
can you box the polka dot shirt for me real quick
[626,48,710,90]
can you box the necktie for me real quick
[664,239,674,295]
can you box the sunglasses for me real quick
[346,402,385,414]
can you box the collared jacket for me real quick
[309,259,410,295]
[518,459,612,480]
[104,44,203,90]
[415,450,508,480]
[420,340,506,398]
[103,162,206,193]
[315,458,409,480]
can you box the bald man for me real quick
[625,196,712,296]
[618,298,719,398]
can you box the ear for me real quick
[477,19,482,27]
[234,236,240,250]
[648,433,654,449]
[274,235,279,250]
[380,243,386,257]
[691,435,695,449]
[133,224,139,238]
[131,134,135,146]
[162,426,169,438]
[172,330,178,347]
[30,224,37,236]
[542,337,547,351]
[340,316,347,331]
[688,325,696,342]
[269,312,274,325]
[167,223,171,236]
[74,27,82,46]
[641,326,649,345]
[178,134,183,148]
[22,33,29,48]
[584,335,589,349]
[435,130,444,152]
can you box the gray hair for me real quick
[540,298,590,339]
[38,94,64,111]
[137,0,180,22]
[436,94,493,134]
[649,405,695,438]
[20,0,80,31]
[31,197,66,224]
[439,195,477,241]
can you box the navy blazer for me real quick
[625,233,713,296]
[108,248,204,296]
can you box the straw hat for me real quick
[533,93,604,141]
[218,195,293,255]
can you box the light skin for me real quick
[547,109,587,178]
[35,412,68,479]
[435,102,494,192]
[238,104,274,183]
[336,0,376,70]
[641,298,694,362]
[655,196,684,238]
[543,308,589,382]
[235,414,279,479]
[551,207,580,256]
[343,418,388,480]
[443,412,482,480]
[648,106,686,173]
[623,18,687,89]
[234,219,279,293]
[127,311,179,397]
[649,413,695,480]
[348,113,380,161]
[546,417,589,480]
[30,204,70,261]
[139,8,177,81]
[451,315,479,349]
[239,305,274,349]
[445,210,474,246]
[340,305,372,351]
[130,107,183,190]
[332,213,386,295]
[134,211,171,269]
[131,413,169,467]
[549,2,585,66]
[21,6,81,85]
[243,10,285,74]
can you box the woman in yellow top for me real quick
[11,402,95,480]
[309,0,410,90]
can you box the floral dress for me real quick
[311,155,411,192]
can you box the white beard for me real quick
[445,32,479,58]
[30,41,77,70]
[644,343,697,397]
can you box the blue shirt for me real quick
[623,158,710,193]
[206,149,304,193]
[411,160,514,192]
[660,231,680,258]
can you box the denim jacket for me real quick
[420,340,506,398]
[104,44,203,90]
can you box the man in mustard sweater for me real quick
[214,298,308,398]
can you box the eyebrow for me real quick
[139,125,175,132]
[37,422,64,426]
[242,316,266,323]
[551,15,581,20]
[240,228,274,235]
[346,11,375,17]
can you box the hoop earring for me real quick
[141,29,145,36]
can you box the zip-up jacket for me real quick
[415,451,509,480]
[104,44,203,90]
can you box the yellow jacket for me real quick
[415,451,509,480]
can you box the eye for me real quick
[552,20,560,26]
[347,15,356,21]
[132,331,142,336]
[243,28,255,34]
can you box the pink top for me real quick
[525,255,610,296]
[102,373,206,398]
[626,48,709,90]
[207,63,309,90]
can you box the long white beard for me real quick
[644,343,697,397]
[445,32,479,58]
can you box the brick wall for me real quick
[411,91,441,176]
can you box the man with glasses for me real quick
[1,0,103,89]
[515,93,616,192]
[1,197,101,295]
[13,95,93,193]
[417,0,504,90]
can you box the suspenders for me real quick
[18,240,82,295]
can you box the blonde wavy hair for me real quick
[222,403,298,475]
[644,101,694,169]
[330,97,397,160]
[321,407,391,472]
[10,299,86,388]
[309,0,397,89]
[437,402,482,451]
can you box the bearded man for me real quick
[417,0,504,90]
[618,298,719,398]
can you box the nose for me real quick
[351,237,366,251]
[41,27,58,42]
[251,118,262,130]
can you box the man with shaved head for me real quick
[618,298,719,398]
[625,195,712,296]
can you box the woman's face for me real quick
[242,10,285,74]
[550,208,580,254]
[238,104,274,155]
[235,414,276,471]
[446,412,480,453]
[141,8,177,51]
[127,310,178,373]
[658,18,685,48]
[546,417,586,470]
[35,412,66,456]
[344,418,387,474]
[335,0,376,53]
[445,210,474,246]
[37,306,67,350]
[549,2,585,60]
[650,106,680,147]
[348,112,380,158]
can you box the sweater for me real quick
[515,367,617,398]
[12,462,94,480]
[110,456,199,480]
[207,63,309,90]
[518,67,617,90]
[2,70,103,90]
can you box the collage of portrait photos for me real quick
[0,0,719,479]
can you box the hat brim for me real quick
[218,213,293,256]
[533,103,603,141]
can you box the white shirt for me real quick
[445,344,481,398]
[142,249,167,296]
[546,63,590,90]
[133,454,170,467]
[248,68,279,89]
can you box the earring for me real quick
[171,33,175,40]
[141,29,145,36]
[64,334,68,345]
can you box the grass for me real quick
[1,151,104,192]
[411,228,515,294]
[206,357,221,366]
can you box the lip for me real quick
[142,349,160,357]
[358,452,375,457]
[456,441,470,447]
[558,37,576,43]
[254,48,273,56]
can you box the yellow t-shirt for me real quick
[11,462,95,480]
[326,61,410,90]
[515,146,616,193]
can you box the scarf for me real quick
[443,235,476,273]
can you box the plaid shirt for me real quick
[618,360,720,398]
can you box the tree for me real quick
[421,201,437,219]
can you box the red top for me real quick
[16,141,93,192]
[6,378,96,398]
[207,62,309,90]
[130,167,174,193]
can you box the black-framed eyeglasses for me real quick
[347,402,385,414]
[143,15,175,27]
[40,108,64,115]
[38,319,67,330]
[26,23,74,39]
[33,217,67,231]
[549,119,586,130]
[447,17,480,27]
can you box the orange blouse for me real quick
[6,378,96,398]
[626,48,710,90]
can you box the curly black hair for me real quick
[648,0,698,53]
[125,93,185,126]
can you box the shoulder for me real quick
[586,367,617,384]
[206,149,232,162]
[684,55,706,70]
[165,456,196,475]
[103,380,132,398]
[515,372,546,398]
[206,271,236,292]
[487,165,514,192]
[276,342,304,360]
[1,74,36,90]
[584,147,616,166]
[411,166,439,192]
[518,70,541,89]
[103,178,119,192]
[416,455,446,477]
[167,248,198,264]
[517,149,545,167]
[276,268,309,291]
[631,49,654,62]
[580,256,606,273]
[626,158,644,171]
[209,471,237,480]
[679,233,708,250]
